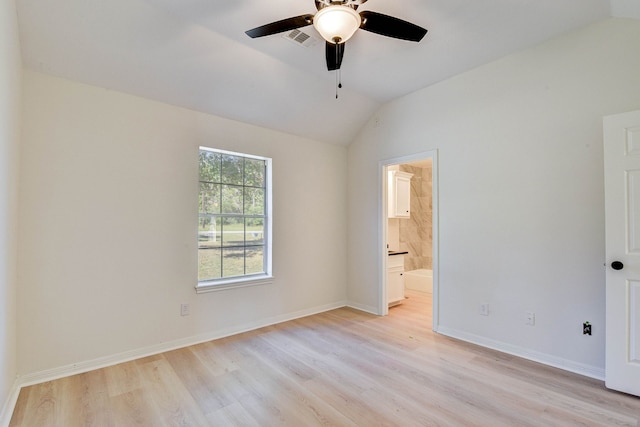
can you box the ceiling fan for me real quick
[245,0,428,72]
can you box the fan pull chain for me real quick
[335,43,342,99]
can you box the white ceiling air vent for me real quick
[282,29,319,48]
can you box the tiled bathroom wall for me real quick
[399,163,432,271]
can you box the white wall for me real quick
[0,0,21,422]
[18,70,348,376]
[347,18,640,376]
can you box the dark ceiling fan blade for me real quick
[245,14,314,38]
[326,41,345,71]
[359,11,427,42]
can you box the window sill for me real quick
[195,275,274,294]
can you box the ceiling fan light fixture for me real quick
[313,5,361,44]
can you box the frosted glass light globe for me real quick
[313,5,361,44]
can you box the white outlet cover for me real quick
[181,303,190,316]
[480,304,489,316]
[525,312,535,325]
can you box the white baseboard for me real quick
[437,326,605,380]
[15,300,348,389]
[0,380,21,427]
[346,301,379,315]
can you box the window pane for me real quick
[222,247,245,277]
[199,216,221,248]
[244,187,264,216]
[199,151,220,182]
[245,246,265,275]
[221,155,243,185]
[198,148,270,285]
[221,185,242,214]
[244,158,265,188]
[221,217,244,247]
[198,248,221,281]
[245,218,264,245]
[199,183,220,214]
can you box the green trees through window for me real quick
[198,148,270,282]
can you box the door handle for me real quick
[611,261,624,270]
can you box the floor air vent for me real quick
[283,29,318,47]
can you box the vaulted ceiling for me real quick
[15,0,637,145]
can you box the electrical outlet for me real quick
[480,303,489,316]
[525,311,535,326]
[583,322,592,335]
[180,303,190,316]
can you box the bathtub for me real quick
[404,269,432,293]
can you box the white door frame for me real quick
[379,150,439,331]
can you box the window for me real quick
[197,147,272,291]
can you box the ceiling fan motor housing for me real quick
[316,0,367,8]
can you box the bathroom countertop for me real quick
[388,250,408,256]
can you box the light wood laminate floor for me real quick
[10,291,640,426]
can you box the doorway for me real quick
[379,150,438,331]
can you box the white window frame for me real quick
[196,147,273,293]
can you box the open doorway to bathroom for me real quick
[380,150,438,331]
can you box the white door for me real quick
[604,110,640,396]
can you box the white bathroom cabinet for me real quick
[387,254,405,306]
[388,170,412,218]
